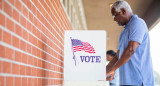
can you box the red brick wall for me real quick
[0,0,71,86]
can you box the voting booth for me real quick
[63,31,108,86]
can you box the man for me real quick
[106,50,119,86]
[106,0,155,86]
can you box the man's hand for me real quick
[106,69,115,81]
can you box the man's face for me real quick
[111,8,126,26]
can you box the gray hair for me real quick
[111,0,133,13]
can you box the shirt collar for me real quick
[124,14,137,28]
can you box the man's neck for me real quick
[125,13,133,25]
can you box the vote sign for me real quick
[64,31,106,81]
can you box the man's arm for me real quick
[106,50,119,72]
[107,41,139,80]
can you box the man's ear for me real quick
[121,8,126,15]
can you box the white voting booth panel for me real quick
[64,31,109,86]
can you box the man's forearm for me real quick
[112,41,139,71]
[106,50,119,71]
[106,57,118,71]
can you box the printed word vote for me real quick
[80,56,101,63]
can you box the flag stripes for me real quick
[71,39,95,53]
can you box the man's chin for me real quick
[118,23,122,26]
[118,23,124,26]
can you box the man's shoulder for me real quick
[130,16,147,28]
[132,16,143,23]
[132,15,145,24]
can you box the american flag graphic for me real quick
[71,39,95,54]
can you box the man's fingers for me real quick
[106,70,113,76]
[109,74,114,81]
[106,73,111,76]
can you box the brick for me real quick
[43,79,47,85]
[35,78,38,86]
[31,78,35,86]
[34,18,39,28]
[37,59,42,68]
[32,26,37,37]
[3,31,11,44]
[37,40,43,49]
[13,9,19,22]
[26,44,31,53]
[20,16,26,28]
[0,0,2,9]
[41,51,45,59]
[45,79,49,85]
[12,36,20,48]
[22,6,28,18]
[14,77,21,86]
[14,51,21,62]
[37,78,42,86]
[31,67,36,76]
[32,37,37,46]
[12,63,19,74]
[6,77,13,86]
[29,12,33,23]
[45,61,49,69]
[15,24,22,36]
[22,0,27,5]
[37,69,41,77]
[0,60,1,72]
[20,40,26,51]
[22,78,27,86]
[28,78,32,86]
[20,65,25,75]
[0,45,5,57]
[34,58,37,66]
[0,13,5,27]
[45,71,49,77]
[26,66,31,76]
[26,1,31,10]
[32,78,37,86]
[37,49,41,57]
[6,18,14,32]
[32,0,38,7]
[36,30,41,39]
[32,47,37,56]
[4,2,12,17]
[0,76,4,86]
[27,21,31,32]
[29,34,34,44]
[41,61,45,69]
[8,0,15,6]
[15,0,22,12]
[0,29,2,41]
[22,29,28,41]
[21,53,27,64]
[3,61,11,73]
[30,4,36,15]
[5,47,14,60]
[37,11,42,22]
[28,56,33,65]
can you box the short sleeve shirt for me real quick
[118,15,154,86]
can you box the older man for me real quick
[106,0,155,86]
